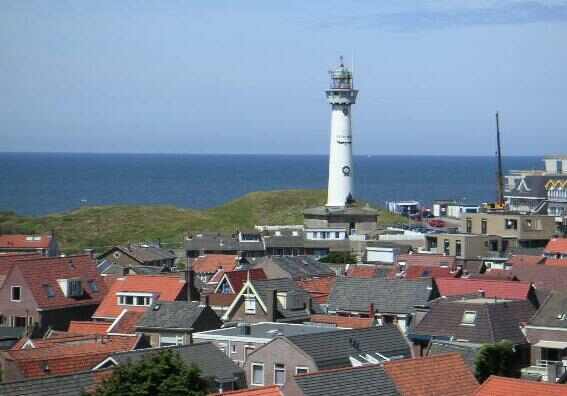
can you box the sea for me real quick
[0,153,542,216]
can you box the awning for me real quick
[534,340,567,349]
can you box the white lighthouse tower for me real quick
[326,57,358,207]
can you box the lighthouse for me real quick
[326,57,358,207]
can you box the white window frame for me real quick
[251,363,264,386]
[274,363,286,385]
[245,296,257,314]
[461,310,477,326]
[11,286,22,302]
[295,366,309,375]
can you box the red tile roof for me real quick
[309,314,374,329]
[509,259,567,291]
[108,310,144,334]
[0,234,52,249]
[384,353,478,396]
[506,254,545,267]
[213,385,283,396]
[92,275,186,319]
[192,254,238,274]
[346,264,380,278]
[474,375,567,396]
[470,269,515,281]
[545,259,567,267]
[296,277,336,304]
[6,255,107,310]
[404,265,456,280]
[545,238,567,255]
[7,334,140,379]
[398,254,457,269]
[68,321,110,335]
[220,268,267,294]
[435,278,532,300]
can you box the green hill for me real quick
[0,189,404,253]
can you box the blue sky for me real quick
[1,1,566,155]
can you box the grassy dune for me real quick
[0,189,404,253]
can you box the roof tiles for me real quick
[474,375,567,396]
[435,278,532,300]
[309,314,375,329]
[192,255,238,274]
[545,238,567,255]
[213,385,282,396]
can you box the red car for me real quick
[428,219,446,228]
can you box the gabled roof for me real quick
[293,364,399,396]
[97,343,244,382]
[255,256,335,280]
[6,334,140,379]
[528,290,567,329]
[296,277,336,304]
[309,314,375,329]
[474,375,567,396]
[185,233,264,253]
[108,310,144,334]
[101,244,176,264]
[215,268,267,294]
[412,298,536,344]
[328,277,435,315]
[506,254,545,267]
[5,255,106,310]
[383,353,478,396]
[251,278,312,321]
[285,325,411,370]
[0,234,52,249]
[435,278,532,300]
[0,369,113,396]
[137,301,220,330]
[545,238,567,254]
[509,258,567,291]
[397,254,457,269]
[68,321,110,335]
[92,274,186,319]
[213,386,283,396]
[191,254,239,274]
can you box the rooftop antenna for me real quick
[496,112,505,207]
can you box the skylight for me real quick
[461,311,477,325]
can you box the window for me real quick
[274,363,285,385]
[335,232,340,239]
[159,335,184,347]
[67,279,83,297]
[11,286,22,302]
[245,296,257,314]
[118,294,152,306]
[88,280,99,293]
[251,363,264,386]
[43,284,55,298]
[481,219,487,234]
[455,240,462,257]
[461,311,477,325]
[277,292,288,309]
[296,367,309,375]
[231,343,237,354]
[244,345,255,360]
[505,219,518,230]
[443,239,450,255]
[465,218,472,233]
[14,316,26,327]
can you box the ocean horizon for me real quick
[0,152,542,216]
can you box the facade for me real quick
[505,154,567,218]
[0,255,106,335]
[244,326,410,388]
[185,232,265,259]
[251,256,334,281]
[424,233,503,260]
[0,234,59,256]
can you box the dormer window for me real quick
[11,286,22,302]
[277,292,288,309]
[67,279,83,297]
[117,293,153,306]
[461,311,477,325]
[245,296,257,314]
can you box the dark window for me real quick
[466,218,472,233]
[455,240,462,257]
[481,219,487,234]
[443,239,450,255]
[43,284,55,298]
[14,316,26,327]
[11,286,21,302]
[88,280,99,293]
[489,240,499,251]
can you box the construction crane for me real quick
[482,112,507,211]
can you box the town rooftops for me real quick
[545,238,567,255]
[213,385,283,396]
[426,340,481,368]
[527,290,567,329]
[285,325,411,369]
[292,364,399,396]
[263,229,304,248]
[92,274,186,319]
[397,254,457,269]
[68,321,110,335]
[95,343,244,383]
[411,297,536,344]
[186,233,264,253]
[215,268,267,294]
[4,254,106,310]
[295,277,336,304]
[254,256,335,280]
[328,277,435,315]
[194,322,337,342]
[192,254,239,274]
[474,375,567,396]
[308,314,375,329]
[99,244,176,264]
[508,257,567,291]
[345,264,383,278]
[403,265,456,280]
[0,234,53,249]
[383,353,478,396]
[136,301,221,330]
[435,278,532,300]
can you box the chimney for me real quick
[368,303,375,318]
[184,266,199,302]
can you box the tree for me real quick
[319,252,357,264]
[91,350,208,396]
[475,340,516,383]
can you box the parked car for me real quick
[428,219,446,228]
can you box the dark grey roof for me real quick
[303,205,379,217]
[0,370,99,396]
[294,364,400,396]
[97,261,168,276]
[252,278,312,321]
[411,298,536,344]
[254,256,334,279]
[426,340,481,368]
[137,301,210,330]
[100,245,176,264]
[528,290,567,329]
[303,239,351,251]
[328,277,435,315]
[286,325,411,369]
[194,322,337,340]
[106,342,244,382]
[185,233,264,252]
[264,230,304,248]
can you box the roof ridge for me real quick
[295,362,383,378]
